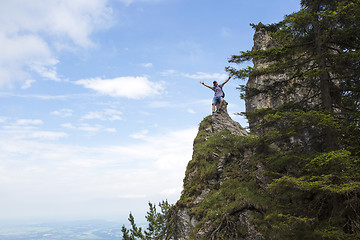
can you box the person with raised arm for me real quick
[200,73,233,114]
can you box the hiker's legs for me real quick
[219,98,224,110]
[212,97,219,113]
[212,97,223,113]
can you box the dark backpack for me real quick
[221,86,225,98]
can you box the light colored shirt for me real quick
[212,84,223,97]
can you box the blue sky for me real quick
[0,0,300,222]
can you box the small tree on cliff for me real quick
[121,200,179,240]
[228,0,360,238]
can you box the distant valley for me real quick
[0,220,122,240]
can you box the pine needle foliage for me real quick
[122,1,360,239]
[228,0,360,238]
[228,0,360,152]
[121,200,180,240]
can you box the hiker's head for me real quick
[213,81,218,86]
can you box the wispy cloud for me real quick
[81,109,122,121]
[0,92,93,100]
[15,119,43,126]
[61,122,117,134]
[148,101,173,108]
[118,0,162,6]
[0,118,68,141]
[0,0,113,88]
[61,123,104,132]
[183,72,228,81]
[28,131,68,140]
[0,127,197,219]
[0,117,8,123]
[2,118,43,131]
[51,109,74,118]
[140,63,153,68]
[159,70,228,82]
[75,76,165,99]
[160,69,177,76]
[187,108,196,114]
[30,60,61,81]
[0,33,56,88]
[129,129,149,139]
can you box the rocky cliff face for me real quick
[173,29,308,240]
[172,25,359,240]
[246,28,323,151]
[245,28,285,115]
[174,102,269,239]
[173,29,317,240]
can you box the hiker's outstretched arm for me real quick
[222,74,234,86]
[200,81,212,90]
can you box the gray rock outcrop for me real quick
[245,28,323,151]
[211,101,248,136]
[175,102,266,240]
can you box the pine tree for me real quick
[228,0,360,238]
[121,200,179,240]
[229,0,360,152]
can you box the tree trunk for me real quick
[312,0,337,151]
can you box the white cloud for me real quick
[28,131,68,140]
[0,127,197,220]
[187,108,196,114]
[160,187,181,196]
[183,72,228,81]
[0,117,8,123]
[81,109,122,121]
[0,121,67,141]
[1,0,112,47]
[21,79,36,89]
[129,129,149,139]
[61,123,103,132]
[111,128,197,171]
[15,119,43,126]
[160,69,177,76]
[116,194,147,199]
[30,60,61,81]
[105,128,117,133]
[0,0,113,88]
[0,117,70,141]
[81,112,103,121]
[140,63,153,68]
[159,70,229,82]
[227,103,248,128]
[51,109,74,118]
[0,93,72,100]
[61,123,75,129]
[118,0,161,6]
[0,33,56,88]
[75,76,165,99]
[61,122,117,133]
[78,124,103,132]
[148,101,172,108]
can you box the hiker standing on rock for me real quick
[200,73,233,114]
